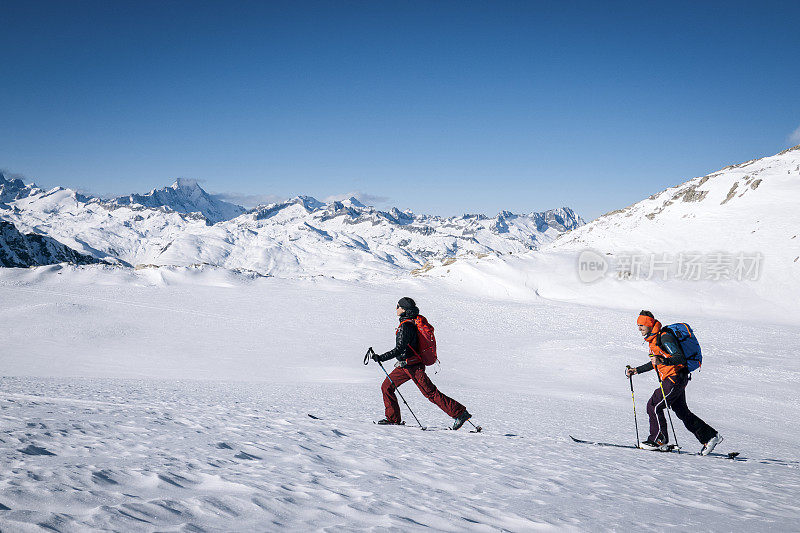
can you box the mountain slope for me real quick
[552,145,799,252]
[550,144,800,288]
[421,145,800,323]
[0,219,103,267]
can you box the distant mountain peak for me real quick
[344,196,366,208]
[0,173,39,203]
[291,195,326,212]
[112,179,246,224]
[170,178,202,191]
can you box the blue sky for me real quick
[1,1,799,220]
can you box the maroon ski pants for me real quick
[381,363,465,423]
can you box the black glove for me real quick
[371,350,381,362]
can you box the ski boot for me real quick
[700,434,723,456]
[452,410,472,431]
[640,439,672,451]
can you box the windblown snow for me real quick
[1,265,798,532]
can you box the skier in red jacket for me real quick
[371,297,471,430]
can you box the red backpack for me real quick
[397,315,437,366]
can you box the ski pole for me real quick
[656,371,679,449]
[467,420,483,433]
[626,366,640,448]
[366,349,426,430]
[378,360,426,430]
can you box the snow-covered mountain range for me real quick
[0,172,583,278]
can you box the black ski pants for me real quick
[646,373,717,444]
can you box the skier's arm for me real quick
[635,361,653,374]
[656,331,687,366]
[378,322,414,362]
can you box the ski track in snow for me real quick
[1,267,799,531]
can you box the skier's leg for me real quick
[381,366,412,423]
[646,386,668,442]
[408,365,466,418]
[668,376,717,443]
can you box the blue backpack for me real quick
[662,323,702,372]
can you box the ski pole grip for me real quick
[364,348,373,366]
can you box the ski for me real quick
[570,435,667,451]
[570,436,740,459]
[372,421,486,432]
[311,414,481,433]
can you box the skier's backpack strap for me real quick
[396,319,423,365]
[396,319,415,331]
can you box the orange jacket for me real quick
[644,321,686,381]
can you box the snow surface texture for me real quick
[423,146,800,325]
[1,265,799,531]
[0,172,582,279]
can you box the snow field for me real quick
[1,265,799,531]
[2,379,798,532]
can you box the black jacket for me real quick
[378,309,419,363]
[635,329,688,375]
